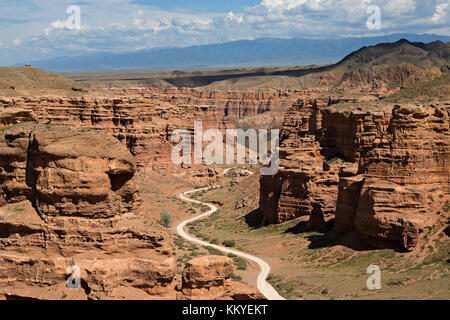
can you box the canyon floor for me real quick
[137,166,449,300]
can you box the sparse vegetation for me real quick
[8,204,25,213]
[443,200,450,213]
[227,253,247,270]
[230,273,243,283]
[222,240,236,247]
[0,121,36,132]
[326,156,345,164]
[205,246,224,256]
[160,209,172,228]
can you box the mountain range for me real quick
[16,33,450,72]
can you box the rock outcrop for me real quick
[260,99,450,250]
[180,256,265,300]
[0,108,37,125]
[0,121,178,299]
[0,123,140,216]
[260,99,341,225]
[346,104,450,250]
[0,115,264,299]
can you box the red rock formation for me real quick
[0,115,264,300]
[180,256,265,300]
[0,108,37,125]
[260,99,340,225]
[100,86,320,118]
[0,123,140,217]
[348,104,450,250]
[259,99,450,250]
[0,121,178,299]
[0,87,321,178]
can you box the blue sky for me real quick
[0,0,449,65]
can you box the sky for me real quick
[0,0,449,65]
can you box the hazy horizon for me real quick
[1,0,449,66]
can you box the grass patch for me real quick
[227,254,247,270]
[222,240,236,247]
[230,273,243,283]
[0,121,36,132]
[205,246,224,256]
[8,204,25,213]
[160,209,172,228]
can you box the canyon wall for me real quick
[260,99,450,250]
[0,89,317,175]
[0,112,263,300]
[101,86,321,118]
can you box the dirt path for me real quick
[176,180,286,300]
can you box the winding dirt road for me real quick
[176,175,286,300]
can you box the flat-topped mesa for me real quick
[260,99,450,250]
[0,95,233,172]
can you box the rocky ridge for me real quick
[260,98,450,250]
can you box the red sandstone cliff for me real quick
[0,111,262,300]
[259,99,450,250]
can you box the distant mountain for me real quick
[337,39,450,68]
[16,34,450,72]
[327,39,450,90]
[193,39,450,92]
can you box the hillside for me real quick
[198,39,450,92]
[383,72,450,103]
[0,67,86,96]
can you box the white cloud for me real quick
[431,2,449,23]
[0,0,449,65]
[50,20,67,29]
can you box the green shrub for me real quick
[160,209,172,228]
[443,200,450,213]
[206,246,224,256]
[234,257,247,270]
[222,240,236,247]
[230,273,242,282]
[210,238,219,245]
